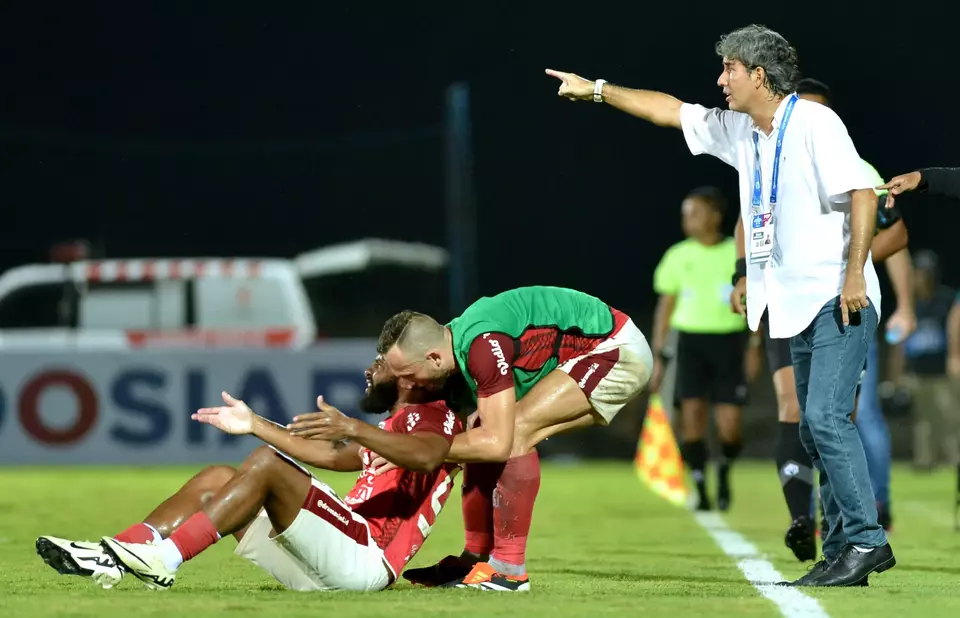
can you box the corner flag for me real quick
[635,394,688,506]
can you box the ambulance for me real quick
[0,238,449,350]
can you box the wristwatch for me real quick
[593,79,606,103]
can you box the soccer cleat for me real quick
[36,536,125,589]
[717,489,731,512]
[784,516,817,562]
[100,537,175,590]
[402,555,473,587]
[442,561,531,592]
[693,480,712,511]
[693,496,712,511]
[717,473,731,512]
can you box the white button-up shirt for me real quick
[679,96,881,339]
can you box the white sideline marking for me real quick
[694,512,829,618]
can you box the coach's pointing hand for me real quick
[288,396,357,442]
[192,391,255,435]
[545,69,595,101]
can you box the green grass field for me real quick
[2,461,959,617]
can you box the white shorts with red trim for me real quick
[558,313,653,424]
[234,476,391,592]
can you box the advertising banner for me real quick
[0,340,384,465]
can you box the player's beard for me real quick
[360,379,400,414]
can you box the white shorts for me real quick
[558,313,653,424]
[234,476,391,592]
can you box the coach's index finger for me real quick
[840,299,850,326]
[544,68,567,81]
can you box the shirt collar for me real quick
[752,93,798,136]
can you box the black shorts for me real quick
[762,324,866,395]
[764,327,794,374]
[674,331,747,405]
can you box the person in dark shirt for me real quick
[879,168,960,206]
[892,251,959,469]
[880,167,960,522]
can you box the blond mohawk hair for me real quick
[377,310,446,357]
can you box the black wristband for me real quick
[732,257,747,286]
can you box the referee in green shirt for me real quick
[651,186,747,511]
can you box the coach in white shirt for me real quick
[547,24,895,588]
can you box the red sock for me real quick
[461,462,504,556]
[114,523,157,544]
[490,451,541,569]
[167,512,221,563]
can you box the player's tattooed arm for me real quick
[349,422,453,472]
[252,416,363,472]
[289,398,454,472]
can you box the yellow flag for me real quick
[635,394,688,506]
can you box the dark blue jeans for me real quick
[790,296,887,561]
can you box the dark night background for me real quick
[2,2,957,324]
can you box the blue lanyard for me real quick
[752,94,798,212]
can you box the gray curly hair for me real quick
[715,24,800,98]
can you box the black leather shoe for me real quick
[777,557,831,586]
[777,556,870,587]
[812,544,895,587]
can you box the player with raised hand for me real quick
[36,356,463,592]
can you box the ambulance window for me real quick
[80,281,186,330]
[193,277,294,328]
[0,283,77,329]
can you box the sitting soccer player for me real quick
[35,355,463,592]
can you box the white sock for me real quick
[158,538,185,572]
[144,523,163,544]
[853,545,875,553]
[489,556,527,578]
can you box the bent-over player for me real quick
[307,285,653,591]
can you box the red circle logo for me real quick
[19,370,98,445]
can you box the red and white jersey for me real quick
[344,401,463,578]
